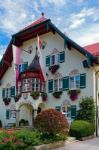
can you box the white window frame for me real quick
[5,88,10,98]
[62,105,71,119]
[69,74,80,90]
[32,78,40,92]
[50,54,59,66]
[22,79,30,92]
[54,78,62,92]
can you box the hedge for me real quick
[69,120,95,139]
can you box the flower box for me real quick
[53,91,62,99]
[49,64,59,74]
[3,98,11,106]
[41,92,48,101]
[30,91,40,100]
[67,89,80,101]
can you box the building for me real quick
[0,14,99,127]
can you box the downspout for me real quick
[95,70,99,137]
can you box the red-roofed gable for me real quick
[22,16,47,31]
[84,43,99,56]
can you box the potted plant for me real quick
[14,94,21,103]
[53,91,63,99]
[67,89,80,101]
[30,91,40,100]
[49,64,59,74]
[41,92,48,101]
[3,98,11,106]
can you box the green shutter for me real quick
[2,88,5,98]
[59,51,65,63]
[71,105,77,119]
[6,110,10,120]
[46,56,50,66]
[63,76,69,90]
[48,80,53,93]
[22,62,28,72]
[10,86,15,97]
[80,73,86,88]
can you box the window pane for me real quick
[51,55,55,65]
[59,79,62,91]
[70,76,74,89]
[54,79,58,92]
[75,75,80,88]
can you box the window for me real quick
[6,109,11,120]
[62,105,71,118]
[22,79,30,92]
[54,78,62,92]
[32,78,40,92]
[69,75,80,89]
[5,88,10,98]
[46,51,65,66]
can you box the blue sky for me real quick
[0,0,99,59]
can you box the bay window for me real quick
[32,78,40,92]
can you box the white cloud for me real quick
[69,7,96,29]
[68,23,99,46]
[0,45,7,60]
[0,0,35,35]
[40,0,66,6]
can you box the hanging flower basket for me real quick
[14,95,21,103]
[3,98,11,106]
[41,92,48,101]
[49,64,59,74]
[30,91,40,100]
[67,89,80,101]
[53,91,63,99]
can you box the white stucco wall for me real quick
[0,31,97,126]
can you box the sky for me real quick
[0,0,99,59]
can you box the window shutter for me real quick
[10,86,15,97]
[80,73,86,88]
[6,110,10,120]
[46,56,50,66]
[2,88,5,98]
[63,76,69,90]
[59,51,65,63]
[71,105,77,119]
[48,80,53,93]
[22,62,28,72]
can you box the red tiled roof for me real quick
[84,43,99,56]
[21,16,47,31]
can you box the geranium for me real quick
[67,89,80,101]
[3,98,11,106]
[49,64,59,74]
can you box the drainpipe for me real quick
[95,70,99,137]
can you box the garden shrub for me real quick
[76,97,95,123]
[34,108,69,136]
[0,120,2,127]
[70,120,95,139]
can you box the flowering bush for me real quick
[3,98,11,106]
[30,91,40,100]
[49,64,59,74]
[53,91,63,99]
[34,108,69,136]
[67,89,80,101]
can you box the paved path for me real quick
[54,137,99,150]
